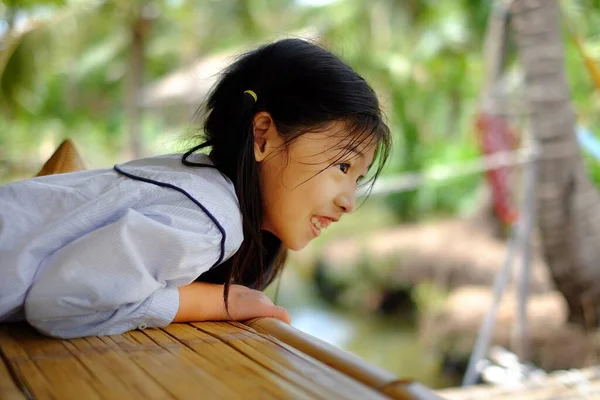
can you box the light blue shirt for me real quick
[0,153,243,338]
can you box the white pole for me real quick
[359,147,536,198]
[513,141,538,360]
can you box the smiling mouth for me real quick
[311,216,332,233]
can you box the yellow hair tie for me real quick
[244,90,258,102]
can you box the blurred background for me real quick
[3,0,600,389]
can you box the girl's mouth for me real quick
[311,216,332,235]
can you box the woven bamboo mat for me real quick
[0,321,396,400]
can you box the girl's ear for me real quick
[253,111,281,163]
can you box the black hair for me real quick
[183,38,391,311]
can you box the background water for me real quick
[271,268,454,389]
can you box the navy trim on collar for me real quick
[113,164,226,269]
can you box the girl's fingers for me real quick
[268,305,291,324]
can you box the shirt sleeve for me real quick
[24,204,226,339]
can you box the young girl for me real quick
[0,39,391,339]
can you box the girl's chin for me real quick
[261,224,311,251]
[282,240,307,252]
[280,234,311,252]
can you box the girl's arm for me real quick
[174,282,290,324]
[23,204,239,338]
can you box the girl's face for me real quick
[253,113,375,250]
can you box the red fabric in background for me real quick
[475,113,519,224]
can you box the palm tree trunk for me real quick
[511,0,600,328]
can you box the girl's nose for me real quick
[335,191,356,214]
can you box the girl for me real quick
[0,38,391,339]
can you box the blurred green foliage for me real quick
[2,0,600,221]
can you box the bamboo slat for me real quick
[64,336,170,399]
[35,139,86,177]
[246,317,443,400]
[143,324,313,399]
[102,331,240,399]
[0,325,64,399]
[0,321,402,399]
[381,380,447,400]
[247,317,395,386]
[0,345,26,400]
[194,321,390,400]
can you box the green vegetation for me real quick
[3,0,600,220]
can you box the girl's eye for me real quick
[338,163,351,174]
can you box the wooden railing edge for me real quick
[245,317,444,400]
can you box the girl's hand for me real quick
[174,282,291,324]
[225,284,291,324]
